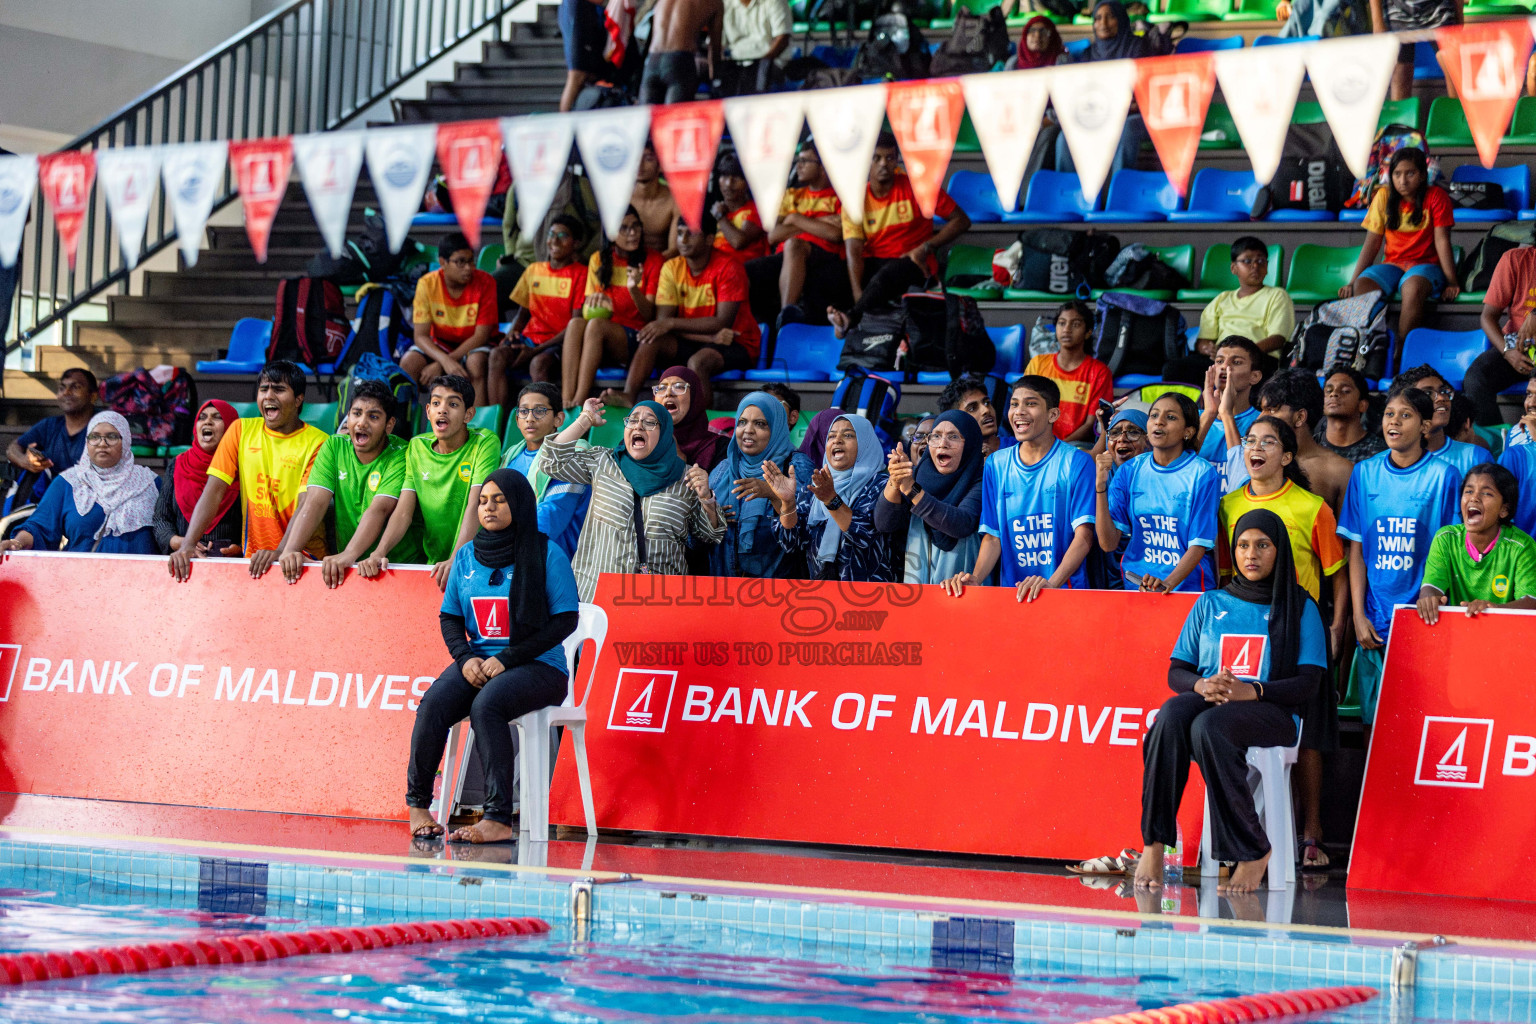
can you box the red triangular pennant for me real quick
[649,100,725,233]
[1437,21,1533,168]
[228,137,294,264]
[885,79,966,218]
[1133,54,1215,197]
[435,120,503,248]
[37,152,95,270]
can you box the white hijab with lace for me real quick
[60,411,158,540]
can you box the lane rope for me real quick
[1077,986,1380,1024]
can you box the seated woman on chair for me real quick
[405,468,579,844]
[1135,508,1327,894]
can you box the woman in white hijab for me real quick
[0,411,160,554]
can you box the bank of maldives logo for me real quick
[1414,716,1494,789]
[607,669,677,733]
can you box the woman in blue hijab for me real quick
[1054,0,1153,187]
[765,413,892,582]
[875,410,985,585]
[709,392,814,578]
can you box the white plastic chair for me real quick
[1199,727,1300,891]
[433,603,607,840]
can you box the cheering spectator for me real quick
[1507,377,1536,448]
[766,414,891,582]
[797,407,845,465]
[719,0,791,95]
[1056,2,1150,184]
[542,397,724,601]
[153,400,242,558]
[405,469,579,843]
[939,373,1003,457]
[558,0,612,112]
[1316,365,1386,463]
[655,365,727,470]
[1197,338,1264,491]
[1417,463,1536,624]
[1340,148,1459,349]
[562,206,662,410]
[405,233,499,408]
[1005,14,1064,69]
[905,414,936,463]
[639,0,722,106]
[6,369,98,502]
[876,410,985,585]
[1197,237,1294,360]
[1225,370,1353,509]
[605,216,760,411]
[1025,300,1113,444]
[761,381,801,430]
[942,376,1096,601]
[1086,408,1150,589]
[1134,508,1326,895]
[709,392,812,578]
[1500,436,1536,536]
[1,411,159,555]
[267,382,409,587]
[1338,384,1462,726]
[746,141,846,328]
[1097,392,1219,592]
[1393,364,1484,475]
[633,142,681,254]
[1467,245,1536,428]
[168,362,328,581]
[491,216,589,404]
[502,382,591,558]
[361,376,500,589]
[826,134,971,337]
[711,152,768,267]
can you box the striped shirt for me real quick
[540,438,725,601]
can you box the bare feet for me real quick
[828,308,851,339]
[1218,850,1271,893]
[599,389,635,410]
[408,807,444,839]
[1133,845,1164,890]
[1224,891,1264,921]
[447,818,515,844]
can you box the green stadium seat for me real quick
[1425,97,1473,148]
[299,401,340,432]
[230,402,261,419]
[1093,244,1194,300]
[1199,103,1241,151]
[944,243,1003,299]
[1285,243,1363,303]
[469,403,504,437]
[1177,243,1283,301]
[1149,0,1232,21]
[955,111,981,154]
[1222,0,1278,19]
[1379,97,1422,130]
[477,244,504,272]
[1505,96,1536,144]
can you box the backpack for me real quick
[851,12,930,80]
[1092,292,1187,378]
[1012,228,1120,296]
[837,306,906,372]
[1028,314,1058,358]
[1251,123,1353,218]
[1139,20,1187,57]
[1035,0,1082,17]
[1344,124,1438,211]
[1287,291,1389,378]
[1105,244,1190,292]
[304,212,406,284]
[900,291,996,378]
[1446,180,1507,212]
[336,352,418,437]
[929,8,1007,76]
[100,367,199,447]
[831,366,902,452]
[271,277,349,367]
[343,284,415,374]
[1458,222,1536,292]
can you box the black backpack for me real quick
[930,7,1008,76]
[1106,244,1190,292]
[1459,222,1536,292]
[304,212,407,284]
[1092,292,1187,378]
[1251,123,1353,218]
[1446,180,1507,212]
[851,12,930,80]
[1013,228,1120,296]
[837,306,906,372]
[901,291,995,378]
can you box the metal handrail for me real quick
[9,0,519,352]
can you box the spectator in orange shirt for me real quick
[562,206,664,410]
[827,133,971,338]
[1025,299,1114,444]
[711,151,767,268]
[405,232,499,409]
[490,215,589,407]
[744,140,848,328]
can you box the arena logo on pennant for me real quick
[228,138,294,264]
[722,92,803,231]
[1414,716,1495,789]
[470,597,511,640]
[650,100,725,232]
[887,80,964,219]
[37,152,96,270]
[501,116,575,243]
[293,131,365,259]
[608,668,678,733]
[1218,633,1266,680]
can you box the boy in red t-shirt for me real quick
[1025,299,1113,443]
[405,232,500,407]
[489,215,588,406]
[743,140,848,328]
[605,213,761,411]
[1466,246,1536,427]
[711,151,768,267]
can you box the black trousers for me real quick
[639,51,699,105]
[717,58,784,97]
[745,245,852,326]
[405,659,568,825]
[847,256,927,327]
[1141,692,1298,863]
[1464,347,1531,426]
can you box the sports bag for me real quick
[336,352,418,437]
[1458,221,1536,292]
[1012,228,1120,295]
[837,306,906,371]
[100,367,199,447]
[1251,123,1353,217]
[900,291,995,378]
[1344,124,1439,211]
[1287,291,1389,378]
[1028,314,1058,359]
[852,12,931,80]
[830,366,902,452]
[271,277,348,367]
[929,7,1008,76]
[1092,292,1186,378]
[1105,244,1190,292]
[1446,180,1506,212]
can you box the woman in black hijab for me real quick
[406,468,581,844]
[1134,509,1327,894]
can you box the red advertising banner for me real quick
[886,79,966,218]
[436,120,504,248]
[550,574,1204,861]
[1133,54,1215,197]
[649,100,725,233]
[1436,22,1533,168]
[36,152,96,270]
[0,553,443,820]
[1348,606,1536,901]
[228,137,294,264]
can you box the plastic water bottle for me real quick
[1163,825,1184,885]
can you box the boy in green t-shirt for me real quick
[1417,463,1536,623]
[361,375,500,589]
[273,381,418,587]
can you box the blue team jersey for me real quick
[1430,438,1486,477]
[1200,406,1260,492]
[1337,450,1462,639]
[979,439,1096,588]
[1500,442,1536,537]
[440,543,581,672]
[1108,449,1220,591]
[503,445,590,558]
[1172,588,1327,685]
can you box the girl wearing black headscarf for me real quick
[405,468,580,844]
[1054,0,1153,185]
[1134,508,1327,894]
[875,410,985,585]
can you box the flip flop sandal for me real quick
[1299,838,1331,870]
[1065,847,1142,875]
[411,822,445,839]
[446,824,515,845]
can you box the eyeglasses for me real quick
[547,229,574,242]
[516,406,553,419]
[1233,257,1269,267]
[85,433,122,445]
[928,429,964,445]
[1107,426,1146,440]
[445,257,474,268]
[1419,385,1456,399]
[1241,435,1280,450]
[623,415,662,430]
[652,382,691,397]
[909,432,931,444]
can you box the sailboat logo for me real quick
[1414,716,1494,789]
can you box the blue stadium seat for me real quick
[1006,170,1098,223]
[1413,40,1444,80]
[1084,169,1183,222]
[914,326,1025,383]
[946,170,1006,223]
[1253,34,1318,45]
[715,323,772,381]
[1065,38,1090,56]
[1452,163,1527,223]
[1398,328,1484,389]
[744,323,842,382]
[410,212,502,228]
[1175,35,1244,52]
[196,318,271,374]
[1167,169,1258,222]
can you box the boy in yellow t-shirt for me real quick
[1197,236,1293,359]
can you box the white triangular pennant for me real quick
[364,124,437,253]
[96,147,161,269]
[160,141,227,268]
[293,130,365,258]
[803,84,886,221]
[1213,45,1307,186]
[1307,34,1400,180]
[572,105,652,238]
[0,154,38,270]
[959,70,1050,212]
[1050,59,1137,201]
[722,92,805,231]
[501,115,575,243]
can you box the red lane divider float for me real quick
[0,916,550,986]
[1077,986,1380,1024]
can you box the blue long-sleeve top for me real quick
[19,475,160,554]
[773,475,892,582]
[708,450,814,579]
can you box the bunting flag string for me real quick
[229,137,294,264]
[1437,21,1533,168]
[651,100,726,233]
[293,130,366,258]
[886,79,966,218]
[37,152,95,270]
[572,105,652,238]
[365,124,438,254]
[1050,59,1137,202]
[95,147,160,269]
[0,154,38,270]
[501,115,575,243]
[160,141,227,268]
[804,83,887,221]
[1134,54,1216,197]
[435,119,503,248]
[958,70,1050,213]
[1212,44,1307,186]
[721,92,804,231]
[1306,34,1400,180]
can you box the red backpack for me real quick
[270,277,348,366]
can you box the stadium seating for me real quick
[477,244,504,272]
[469,404,504,436]
[946,170,1008,223]
[745,323,844,382]
[1200,103,1240,150]
[913,325,1025,383]
[1084,169,1183,222]
[1222,0,1278,19]
[1425,96,1473,148]
[1176,35,1244,52]
[1397,328,1485,389]
[196,318,272,374]
[1177,243,1283,301]
[1007,170,1099,224]
[1285,243,1363,303]
[1096,244,1195,300]
[1168,169,1336,223]
[1148,0,1231,22]
[299,401,340,431]
[944,243,1001,298]
[1451,163,1528,223]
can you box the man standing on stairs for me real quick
[560,0,616,112]
[640,0,723,105]
[7,368,99,503]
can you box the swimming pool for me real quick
[0,838,1529,1024]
